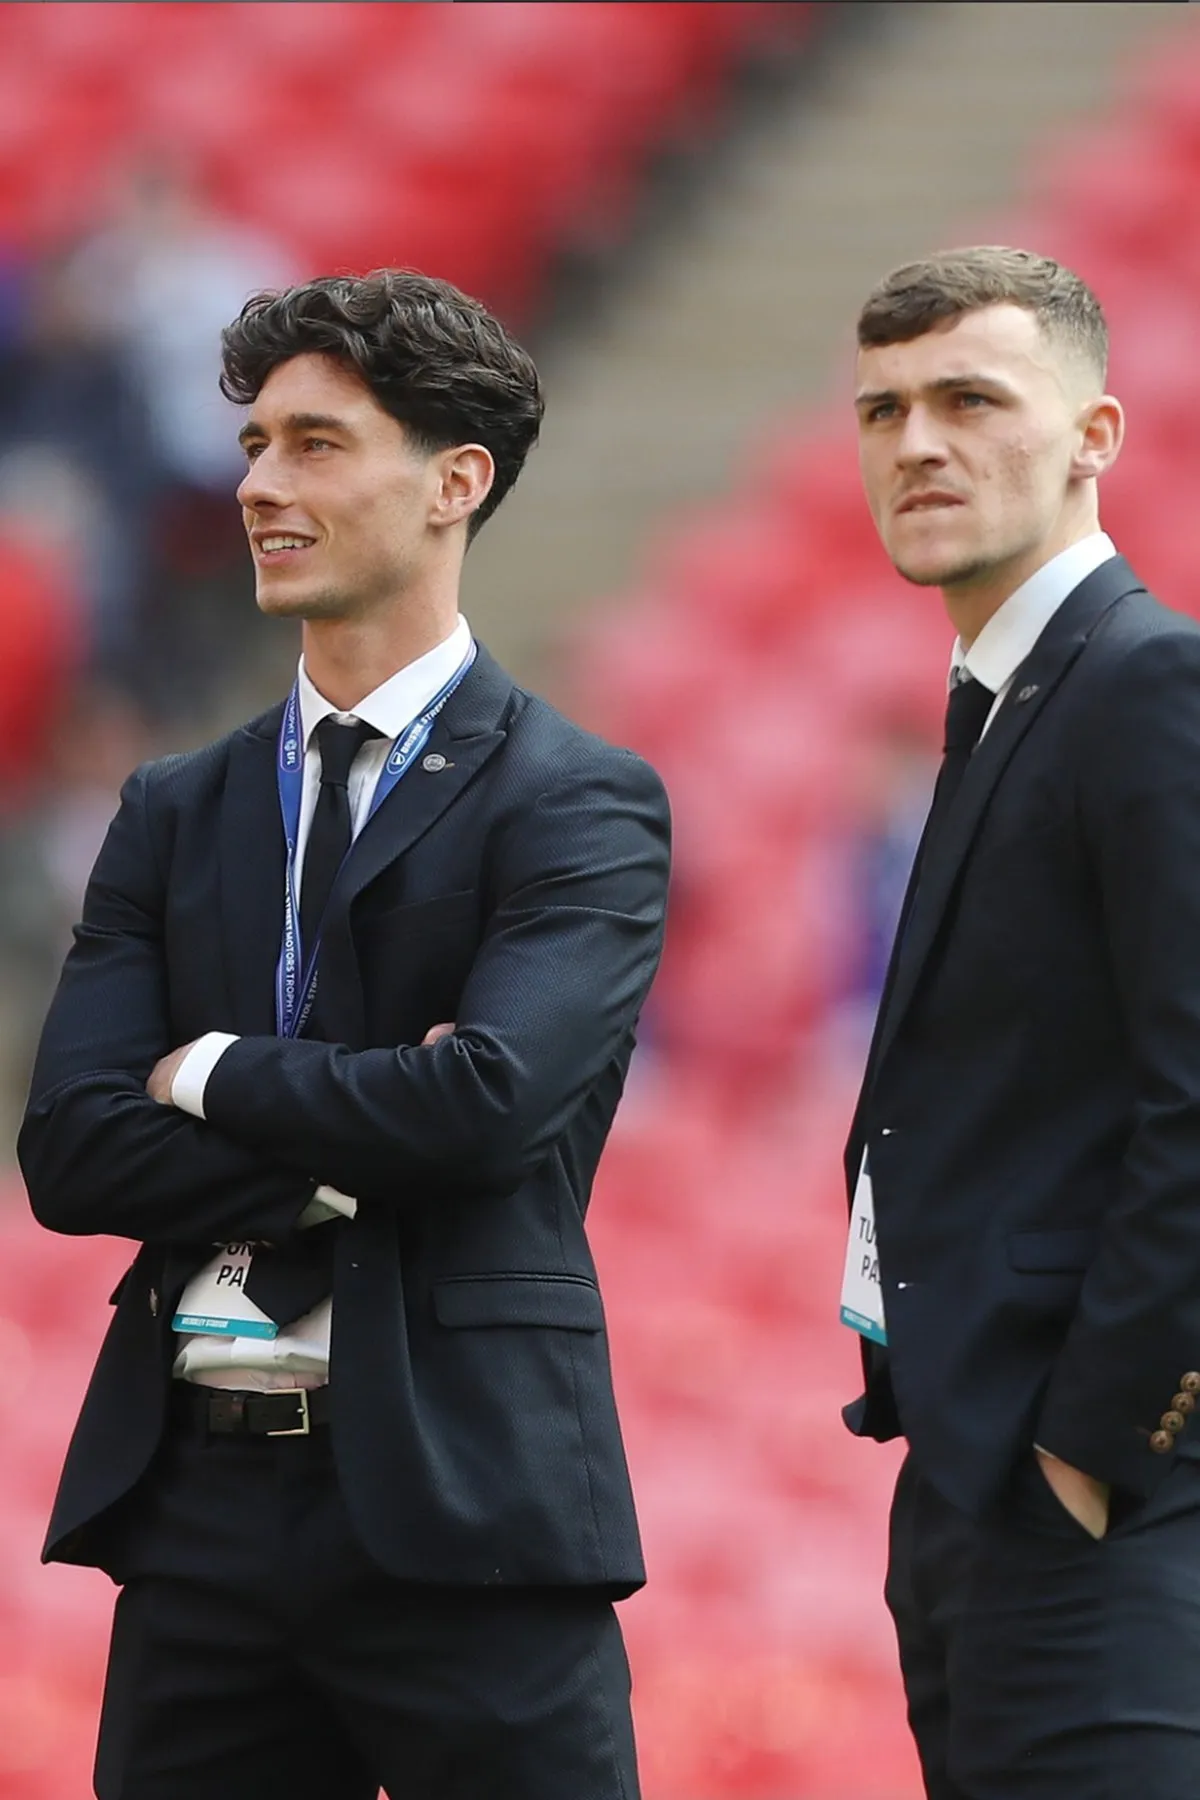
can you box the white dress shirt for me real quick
[171,615,472,1388]
[952,533,1116,734]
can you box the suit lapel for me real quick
[219,706,287,1035]
[851,557,1142,1144]
[308,645,513,1044]
[328,644,511,920]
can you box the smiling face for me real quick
[235,352,461,623]
[855,303,1116,609]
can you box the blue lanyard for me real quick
[274,642,477,1038]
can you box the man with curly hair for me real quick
[20,269,670,1800]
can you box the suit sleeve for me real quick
[199,751,671,1200]
[1035,627,1200,1495]
[18,765,316,1244]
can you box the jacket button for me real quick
[1181,1372,1200,1395]
[1162,1411,1186,1436]
[1150,1430,1176,1454]
[1173,1393,1196,1415]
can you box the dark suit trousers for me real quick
[93,1405,639,1800]
[887,1450,1200,1799]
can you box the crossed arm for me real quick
[19,752,671,1240]
[146,1020,456,1108]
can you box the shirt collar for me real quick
[297,615,472,750]
[951,533,1116,694]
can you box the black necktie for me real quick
[923,670,994,852]
[299,716,381,956]
[244,715,379,1329]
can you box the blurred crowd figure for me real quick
[0,154,294,706]
[0,156,294,1147]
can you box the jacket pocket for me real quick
[1007,1227,1099,1273]
[432,1273,604,1331]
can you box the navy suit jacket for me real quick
[845,557,1200,1515]
[19,645,670,1593]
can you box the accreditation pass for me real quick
[840,1156,887,1345]
[172,1243,278,1340]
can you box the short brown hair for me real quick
[857,247,1108,384]
[220,269,545,541]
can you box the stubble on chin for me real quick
[256,582,354,621]
[890,551,993,592]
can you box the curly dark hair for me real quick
[220,269,545,540]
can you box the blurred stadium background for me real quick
[0,2,1197,1794]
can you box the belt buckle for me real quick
[267,1389,311,1437]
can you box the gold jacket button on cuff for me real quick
[1181,1372,1200,1395]
[1173,1393,1196,1415]
[1150,1430,1176,1454]
[1162,1411,1186,1435]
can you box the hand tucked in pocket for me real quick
[1035,1446,1110,1538]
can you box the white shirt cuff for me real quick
[170,1031,240,1119]
[298,1185,359,1227]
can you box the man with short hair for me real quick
[843,245,1200,1795]
[20,269,670,1800]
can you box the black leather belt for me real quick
[171,1384,331,1437]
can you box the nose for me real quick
[236,446,289,513]
[895,403,948,469]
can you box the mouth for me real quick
[253,533,318,566]
[896,493,966,516]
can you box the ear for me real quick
[1071,394,1124,482]
[430,444,495,534]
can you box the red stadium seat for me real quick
[0,0,816,331]
[0,538,80,803]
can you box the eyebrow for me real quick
[237,411,355,447]
[854,373,1017,409]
